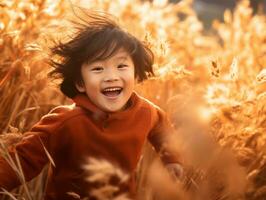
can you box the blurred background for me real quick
[171,0,266,28]
[0,0,266,199]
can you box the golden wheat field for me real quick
[0,0,266,199]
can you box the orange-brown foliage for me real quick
[0,0,265,199]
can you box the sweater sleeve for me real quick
[0,130,50,190]
[0,108,63,190]
[148,107,182,165]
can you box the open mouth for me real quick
[101,87,123,97]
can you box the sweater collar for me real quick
[72,92,141,121]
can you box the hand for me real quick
[165,163,184,182]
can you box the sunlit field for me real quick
[0,0,265,199]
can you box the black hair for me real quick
[49,10,154,98]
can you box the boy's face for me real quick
[76,48,135,112]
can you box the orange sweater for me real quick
[0,92,179,199]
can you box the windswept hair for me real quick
[49,10,154,98]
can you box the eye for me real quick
[117,64,128,69]
[91,66,104,72]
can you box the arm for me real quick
[148,108,184,180]
[0,129,50,190]
[0,108,63,190]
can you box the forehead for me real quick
[92,48,132,63]
[112,49,131,59]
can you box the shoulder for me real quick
[134,92,161,112]
[41,104,84,122]
[134,93,166,126]
[32,104,86,132]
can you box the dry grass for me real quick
[0,0,265,199]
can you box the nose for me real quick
[103,68,119,82]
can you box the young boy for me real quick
[0,12,183,199]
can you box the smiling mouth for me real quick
[101,87,123,97]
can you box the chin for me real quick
[106,108,122,112]
[104,105,125,112]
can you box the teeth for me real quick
[103,87,121,92]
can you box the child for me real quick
[0,11,183,200]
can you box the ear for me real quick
[75,81,86,92]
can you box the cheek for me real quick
[84,79,98,91]
[129,77,136,91]
[129,67,136,82]
[125,72,136,86]
[81,74,100,94]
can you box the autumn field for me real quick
[0,0,266,199]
